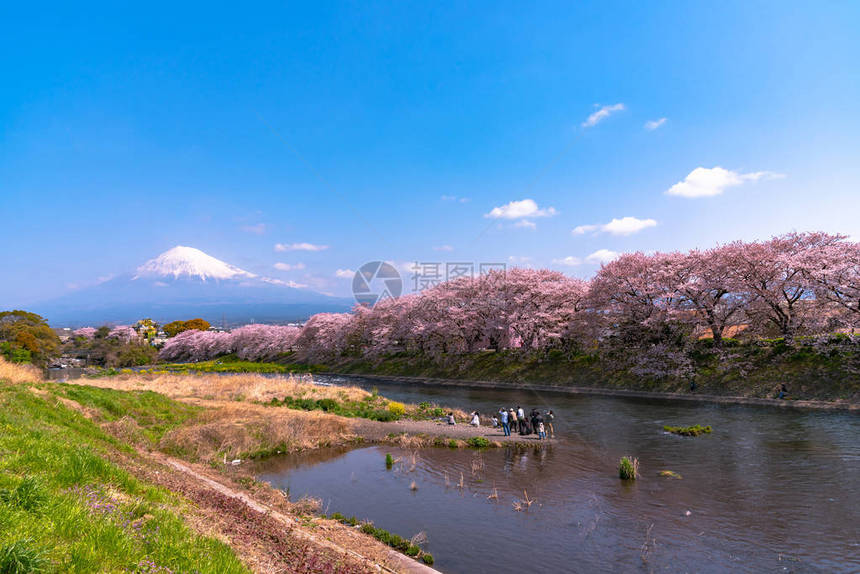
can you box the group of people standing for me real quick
[495,406,554,440]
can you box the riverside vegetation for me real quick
[0,358,461,572]
[0,365,247,572]
[152,232,860,403]
[619,456,640,480]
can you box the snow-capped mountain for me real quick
[31,247,353,326]
[134,246,256,281]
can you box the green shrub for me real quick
[389,534,409,551]
[0,539,48,574]
[422,553,434,565]
[385,453,394,469]
[367,409,398,422]
[466,436,490,448]
[0,342,32,364]
[547,349,565,361]
[663,424,712,437]
[316,398,337,412]
[447,439,459,448]
[357,522,426,561]
[619,456,639,480]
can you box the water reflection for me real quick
[254,377,860,574]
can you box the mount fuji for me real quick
[31,246,353,326]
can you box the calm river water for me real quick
[254,376,860,573]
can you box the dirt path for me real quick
[49,384,441,574]
[174,397,553,447]
[122,448,441,574]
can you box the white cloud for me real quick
[644,118,667,131]
[513,220,537,230]
[260,277,308,288]
[433,245,454,252]
[574,216,657,236]
[485,199,557,220]
[571,224,599,235]
[334,269,355,279]
[552,256,583,267]
[240,223,267,235]
[508,255,532,264]
[441,195,470,203]
[666,166,785,198]
[582,103,625,128]
[603,217,657,235]
[274,262,306,271]
[274,242,329,252]
[586,249,620,264]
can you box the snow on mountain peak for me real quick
[134,246,256,281]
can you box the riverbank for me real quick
[282,339,858,407]
[72,372,546,453]
[0,360,443,572]
[323,372,860,412]
[278,339,860,404]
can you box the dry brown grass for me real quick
[159,402,356,462]
[0,357,43,384]
[385,433,432,449]
[69,372,488,466]
[78,372,371,404]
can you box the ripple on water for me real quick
[253,377,860,574]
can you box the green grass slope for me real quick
[0,381,248,574]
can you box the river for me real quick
[253,375,860,573]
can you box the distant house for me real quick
[54,327,73,343]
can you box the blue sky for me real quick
[2,1,859,303]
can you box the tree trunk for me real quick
[711,326,723,348]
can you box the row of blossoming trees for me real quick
[160,232,859,364]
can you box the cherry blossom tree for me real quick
[589,252,678,341]
[294,313,354,360]
[805,238,860,325]
[230,324,301,361]
[161,231,860,364]
[108,325,139,343]
[159,329,230,361]
[72,327,97,339]
[727,232,844,343]
[664,247,749,347]
[501,269,589,352]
